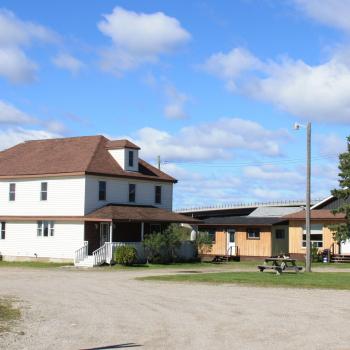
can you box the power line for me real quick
[162,154,338,168]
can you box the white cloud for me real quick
[202,47,350,123]
[0,127,60,151]
[0,100,37,124]
[163,85,189,120]
[201,47,262,90]
[0,9,58,83]
[131,117,287,162]
[294,0,350,32]
[98,6,190,75]
[315,133,347,156]
[52,53,85,75]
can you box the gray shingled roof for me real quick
[199,216,285,226]
[248,206,302,217]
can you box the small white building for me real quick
[0,135,197,266]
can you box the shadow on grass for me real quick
[80,343,142,349]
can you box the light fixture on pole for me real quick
[294,122,312,273]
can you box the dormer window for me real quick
[99,181,106,201]
[128,150,134,167]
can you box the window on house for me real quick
[247,228,260,240]
[9,183,15,201]
[129,184,136,202]
[275,229,285,240]
[37,221,54,237]
[155,185,162,204]
[99,181,106,201]
[128,150,134,167]
[41,182,48,201]
[302,224,323,248]
[208,229,216,243]
[1,222,5,240]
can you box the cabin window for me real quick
[0,222,5,240]
[128,150,134,167]
[37,221,54,237]
[247,228,260,240]
[129,184,136,202]
[40,182,48,201]
[275,229,285,240]
[208,229,216,243]
[155,185,162,204]
[302,224,323,248]
[9,183,15,201]
[99,181,106,201]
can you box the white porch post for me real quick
[141,222,144,241]
[109,221,113,243]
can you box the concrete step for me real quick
[75,255,94,267]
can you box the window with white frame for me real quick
[9,183,15,201]
[302,224,323,248]
[0,222,5,240]
[41,182,48,201]
[37,221,55,237]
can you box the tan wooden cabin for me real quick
[198,216,289,260]
[284,209,346,259]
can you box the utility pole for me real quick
[157,155,161,170]
[294,121,312,272]
[305,122,312,272]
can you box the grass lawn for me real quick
[0,298,20,333]
[0,261,73,268]
[139,271,350,290]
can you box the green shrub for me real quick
[143,224,182,264]
[114,245,137,265]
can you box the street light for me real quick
[294,122,312,273]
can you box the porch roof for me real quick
[85,204,201,224]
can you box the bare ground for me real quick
[1,266,350,350]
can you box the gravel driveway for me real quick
[1,267,350,350]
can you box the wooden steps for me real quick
[331,254,350,263]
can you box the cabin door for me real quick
[100,223,110,246]
[227,229,236,255]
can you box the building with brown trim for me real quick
[0,135,198,266]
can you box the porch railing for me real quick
[74,241,88,264]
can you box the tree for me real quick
[143,224,182,263]
[330,136,350,242]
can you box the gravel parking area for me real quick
[1,267,350,350]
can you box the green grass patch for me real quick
[139,271,350,290]
[0,298,20,333]
[0,261,73,269]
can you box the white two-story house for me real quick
[0,135,197,266]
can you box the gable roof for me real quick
[283,209,345,221]
[106,139,140,150]
[0,135,176,183]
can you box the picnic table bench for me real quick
[257,257,303,275]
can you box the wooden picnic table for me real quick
[257,257,303,275]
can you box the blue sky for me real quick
[0,0,349,209]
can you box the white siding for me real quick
[0,221,84,259]
[85,175,173,213]
[0,177,85,216]
[108,148,139,171]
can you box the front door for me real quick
[227,228,236,255]
[100,223,110,246]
